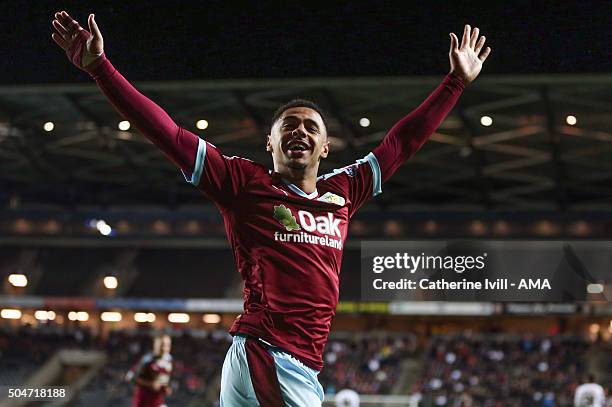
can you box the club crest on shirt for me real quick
[273,205,301,231]
[344,164,358,177]
[317,192,346,206]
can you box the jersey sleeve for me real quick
[372,74,465,183]
[319,152,382,218]
[87,57,200,176]
[86,57,259,209]
[322,75,464,218]
[127,353,153,382]
[183,139,261,208]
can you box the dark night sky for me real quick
[5,0,612,85]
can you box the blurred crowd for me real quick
[415,333,610,407]
[73,329,232,406]
[320,334,417,395]
[1,326,610,406]
[0,325,232,406]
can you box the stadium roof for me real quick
[2,74,612,214]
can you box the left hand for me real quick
[52,11,104,69]
[449,25,491,85]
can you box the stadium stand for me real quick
[416,333,611,407]
[320,334,417,396]
[2,325,609,406]
[0,246,364,300]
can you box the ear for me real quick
[266,134,273,152]
[320,140,330,159]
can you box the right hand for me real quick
[52,11,104,69]
[448,24,491,85]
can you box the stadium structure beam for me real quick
[457,107,492,208]
[542,86,569,211]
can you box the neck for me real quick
[276,165,318,194]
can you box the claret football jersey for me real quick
[85,54,464,370]
[184,139,381,370]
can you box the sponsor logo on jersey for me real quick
[274,205,301,231]
[272,205,344,250]
[317,192,346,206]
[298,210,341,238]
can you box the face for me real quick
[267,107,329,172]
[154,335,172,355]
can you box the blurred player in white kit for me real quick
[574,374,607,407]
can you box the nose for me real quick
[291,124,308,137]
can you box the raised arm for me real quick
[51,11,199,176]
[373,24,491,183]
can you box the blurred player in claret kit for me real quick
[126,334,173,407]
[52,10,491,406]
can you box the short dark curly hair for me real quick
[270,99,328,133]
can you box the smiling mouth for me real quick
[286,141,310,153]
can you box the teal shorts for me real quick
[220,334,324,407]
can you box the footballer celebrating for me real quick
[52,11,490,406]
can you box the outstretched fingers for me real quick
[52,19,69,37]
[462,24,490,61]
[59,11,83,34]
[479,46,492,62]
[51,32,69,50]
[449,33,459,53]
[474,35,486,54]
[470,27,480,48]
[88,14,102,41]
[461,24,471,49]
[52,12,72,50]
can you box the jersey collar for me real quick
[282,179,319,199]
[269,170,319,200]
